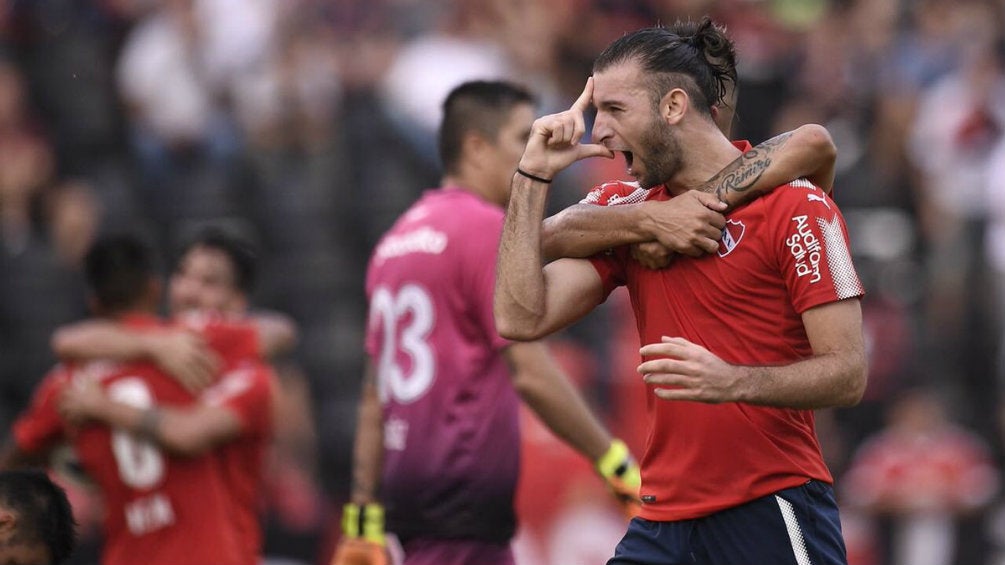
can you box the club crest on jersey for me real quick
[718,219,745,257]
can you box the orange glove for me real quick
[596,439,642,519]
[332,539,387,565]
[331,503,388,565]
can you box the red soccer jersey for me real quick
[589,163,865,521]
[12,314,260,565]
[174,312,260,369]
[201,360,275,563]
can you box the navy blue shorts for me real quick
[607,480,847,565]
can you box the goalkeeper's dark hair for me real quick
[594,17,737,117]
[177,226,258,294]
[438,80,536,175]
[0,469,77,563]
[84,233,157,314]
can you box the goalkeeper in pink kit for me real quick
[332,81,640,565]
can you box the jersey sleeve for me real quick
[194,318,262,368]
[770,184,865,313]
[580,181,649,206]
[588,251,628,302]
[201,363,274,438]
[13,367,69,454]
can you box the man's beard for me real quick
[637,117,682,189]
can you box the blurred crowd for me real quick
[0,0,1003,564]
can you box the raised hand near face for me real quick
[518,77,614,180]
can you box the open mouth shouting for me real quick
[622,150,636,177]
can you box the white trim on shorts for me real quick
[775,495,813,565]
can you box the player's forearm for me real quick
[154,407,242,456]
[82,399,235,456]
[508,343,611,461]
[84,399,149,437]
[495,173,551,340]
[734,349,867,409]
[542,203,652,261]
[350,365,383,506]
[51,322,153,362]
[734,299,868,409]
[252,311,299,358]
[700,124,836,209]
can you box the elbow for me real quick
[493,296,550,341]
[260,313,299,358]
[838,357,869,408]
[797,124,836,161]
[50,329,75,360]
[494,316,546,342]
[509,369,533,399]
[272,316,300,354]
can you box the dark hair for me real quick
[177,227,258,294]
[0,470,77,564]
[83,234,156,314]
[594,17,737,115]
[438,80,535,175]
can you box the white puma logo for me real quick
[806,193,831,209]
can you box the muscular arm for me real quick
[540,124,837,261]
[495,173,607,341]
[496,77,623,340]
[349,360,383,506]
[739,299,867,408]
[59,381,243,457]
[701,124,836,206]
[505,341,611,461]
[252,310,298,358]
[52,321,172,363]
[51,320,219,391]
[52,314,295,389]
[639,298,867,409]
[541,193,725,261]
[129,405,241,457]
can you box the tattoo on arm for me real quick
[700,131,794,203]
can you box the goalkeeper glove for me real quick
[596,439,642,519]
[331,503,388,565]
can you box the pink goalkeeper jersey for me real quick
[364,187,520,543]
[589,149,865,521]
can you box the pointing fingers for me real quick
[571,77,594,113]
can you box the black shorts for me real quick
[608,480,847,565]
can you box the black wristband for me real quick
[516,168,552,184]
[137,407,162,440]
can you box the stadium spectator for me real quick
[842,387,1000,565]
[907,25,1005,430]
